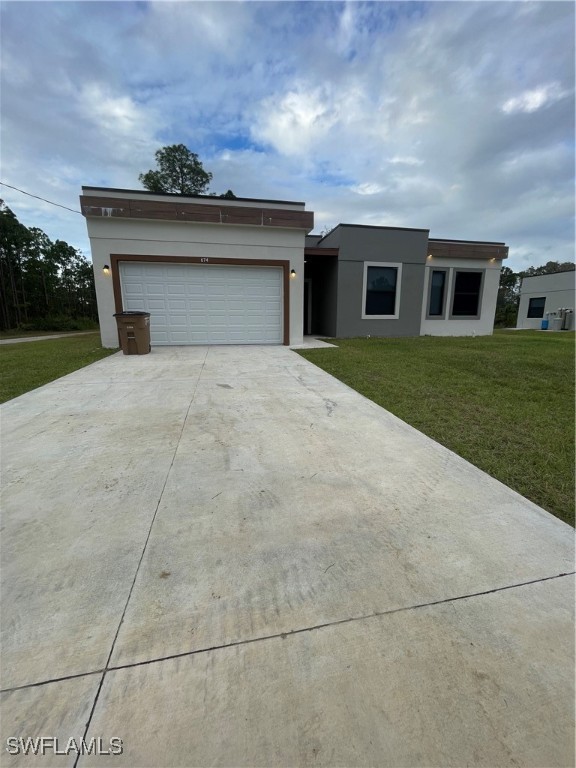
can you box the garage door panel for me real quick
[146,299,168,310]
[120,262,283,345]
[124,299,147,312]
[188,332,207,343]
[164,303,184,314]
[123,281,144,294]
[186,300,207,310]
[166,283,186,294]
[125,265,144,276]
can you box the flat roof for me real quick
[333,223,430,233]
[81,186,306,207]
[521,269,575,283]
[429,237,506,246]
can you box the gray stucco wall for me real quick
[319,259,338,336]
[333,226,429,337]
[317,228,342,248]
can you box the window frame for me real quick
[527,297,546,319]
[449,268,485,320]
[361,261,403,320]
[426,268,449,319]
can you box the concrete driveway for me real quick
[1,345,573,767]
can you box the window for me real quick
[427,270,447,317]
[362,262,402,319]
[527,297,546,318]
[451,271,483,317]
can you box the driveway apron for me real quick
[1,346,573,767]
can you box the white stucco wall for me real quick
[86,217,305,347]
[516,271,575,329]
[419,258,502,336]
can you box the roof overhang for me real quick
[428,239,508,260]
[81,186,307,207]
[79,190,314,232]
[304,247,339,257]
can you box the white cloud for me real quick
[78,83,147,137]
[388,156,424,166]
[0,1,573,272]
[351,183,385,196]
[252,86,338,156]
[502,82,570,114]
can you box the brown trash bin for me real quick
[113,311,151,355]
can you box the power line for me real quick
[0,181,82,215]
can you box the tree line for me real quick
[0,202,97,332]
[495,262,575,327]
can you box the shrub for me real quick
[16,316,99,332]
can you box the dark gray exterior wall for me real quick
[317,228,342,248]
[334,225,429,338]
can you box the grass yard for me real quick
[298,331,575,526]
[0,333,116,404]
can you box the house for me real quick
[80,187,508,348]
[81,187,312,348]
[516,271,575,330]
[305,226,507,338]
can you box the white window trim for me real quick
[361,261,402,320]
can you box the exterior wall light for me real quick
[427,254,433,260]
[290,269,297,278]
[103,264,110,275]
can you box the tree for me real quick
[494,266,520,327]
[0,203,31,329]
[0,202,98,331]
[519,261,575,278]
[139,144,213,195]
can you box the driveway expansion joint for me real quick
[3,569,572,696]
[70,348,210,768]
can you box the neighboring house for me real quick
[80,187,508,348]
[516,271,575,330]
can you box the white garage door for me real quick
[120,262,283,345]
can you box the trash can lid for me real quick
[113,311,150,317]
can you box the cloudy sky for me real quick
[1,1,574,271]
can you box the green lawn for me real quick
[298,331,575,526]
[0,333,117,404]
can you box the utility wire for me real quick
[0,181,82,215]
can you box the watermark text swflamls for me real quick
[6,737,123,756]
